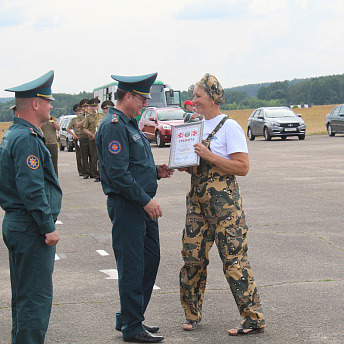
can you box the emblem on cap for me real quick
[27,155,40,170]
[108,140,122,154]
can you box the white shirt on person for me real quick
[202,114,248,160]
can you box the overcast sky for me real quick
[1,0,343,98]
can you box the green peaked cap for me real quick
[5,70,55,101]
[111,72,157,99]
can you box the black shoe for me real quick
[83,175,89,179]
[123,330,164,343]
[116,324,159,334]
[143,324,159,333]
[79,173,83,176]
[94,178,100,182]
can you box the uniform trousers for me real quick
[89,140,99,179]
[45,143,58,178]
[74,139,83,175]
[107,195,160,340]
[2,216,56,344]
[79,138,91,177]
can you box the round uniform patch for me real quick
[27,155,40,170]
[108,140,122,154]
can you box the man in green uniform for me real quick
[95,73,173,343]
[41,116,60,177]
[67,104,83,176]
[0,70,62,344]
[77,98,91,179]
[83,97,101,182]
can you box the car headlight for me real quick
[271,122,281,127]
[299,120,305,125]
[162,124,171,130]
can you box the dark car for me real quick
[325,104,344,136]
[247,107,306,141]
[139,107,185,147]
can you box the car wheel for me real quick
[247,127,255,141]
[67,144,74,152]
[59,143,65,151]
[298,134,305,140]
[156,131,165,147]
[264,127,271,141]
[327,123,335,136]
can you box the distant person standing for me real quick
[67,104,83,176]
[77,98,91,179]
[0,70,62,344]
[83,97,101,182]
[41,116,60,177]
[183,100,203,123]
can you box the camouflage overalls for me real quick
[180,116,265,330]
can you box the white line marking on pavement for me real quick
[55,220,63,225]
[97,250,109,256]
[99,269,160,289]
[55,253,66,261]
[100,269,118,279]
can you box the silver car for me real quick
[247,107,306,141]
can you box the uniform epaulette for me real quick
[112,114,119,123]
[28,127,37,136]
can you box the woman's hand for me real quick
[194,143,213,161]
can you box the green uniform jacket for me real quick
[95,107,158,207]
[0,117,62,234]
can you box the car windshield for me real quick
[265,109,297,118]
[158,109,185,121]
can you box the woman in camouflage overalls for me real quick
[179,74,265,336]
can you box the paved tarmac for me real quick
[0,135,343,344]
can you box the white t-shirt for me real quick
[202,114,248,159]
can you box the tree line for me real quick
[180,73,344,110]
[1,73,344,121]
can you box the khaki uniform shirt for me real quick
[68,117,81,136]
[76,113,89,140]
[83,112,98,141]
[41,119,58,145]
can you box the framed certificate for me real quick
[168,121,204,169]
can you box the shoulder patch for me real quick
[27,155,40,169]
[28,127,37,136]
[112,114,119,123]
[108,140,122,154]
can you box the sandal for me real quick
[182,319,199,331]
[228,326,265,336]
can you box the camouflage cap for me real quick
[198,73,225,104]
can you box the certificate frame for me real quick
[168,121,204,169]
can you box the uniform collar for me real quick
[13,117,44,139]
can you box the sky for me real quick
[1,0,344,98]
